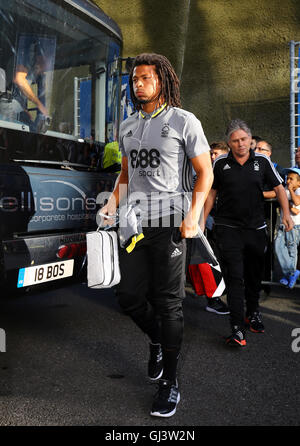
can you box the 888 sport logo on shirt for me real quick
[130,148,161,177]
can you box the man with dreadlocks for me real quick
[100,53,213,417]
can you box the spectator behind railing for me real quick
[255,140,286,199]
[294,146,300,168]
[210,140,229,163]
[250,135,262,150]
[274,168,300,289]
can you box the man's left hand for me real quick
[179,215,199,238]
[282,214,294,232]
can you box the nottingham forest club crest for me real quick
[161,123,170,137]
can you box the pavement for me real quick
[0,279,299,428]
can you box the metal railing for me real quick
[290,40,300,167]
[262,198,300,288]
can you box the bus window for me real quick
[0,0,122,168]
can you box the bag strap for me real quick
[97,212,119,232]
[196,227,218,265]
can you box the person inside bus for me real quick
[1,41,49,131]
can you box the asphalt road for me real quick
[0,279,299,427]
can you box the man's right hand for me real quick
[99,201,117,226]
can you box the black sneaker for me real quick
[206,297,229,315]
[245,311,264,333]
[225,325,246,347]
[148,343,163,381]
[150,379,180,418]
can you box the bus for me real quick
[0,0,129,292]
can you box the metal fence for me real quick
[290,40,300,167]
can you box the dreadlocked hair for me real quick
[129,53,181,111]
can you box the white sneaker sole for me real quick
[150,392,180,418]
[148,368,163,382]
[205,306,229,315]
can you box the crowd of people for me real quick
[100,52,299,419]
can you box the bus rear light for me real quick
[57,245,70,259]
[57,242,86,259]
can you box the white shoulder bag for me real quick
[86,227,121,289]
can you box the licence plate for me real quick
[17,259,74,288]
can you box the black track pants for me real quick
[116,226,186,352]
[214,225,268,328]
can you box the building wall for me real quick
[94,0,300,166]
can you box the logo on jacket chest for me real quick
[130,148,161,170]
[161,123,170,137]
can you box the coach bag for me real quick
[86,228,121,289]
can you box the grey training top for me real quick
[119,105,210,221]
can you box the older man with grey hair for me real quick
[204,119,293,347]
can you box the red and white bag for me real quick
[188,231,225,298]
